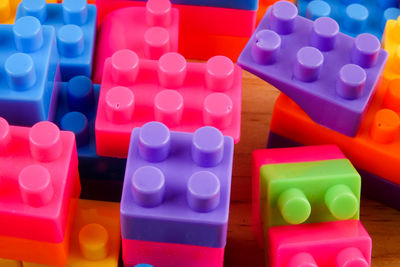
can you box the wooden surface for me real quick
[224,70,400,267]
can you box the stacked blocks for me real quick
[16,0,97,81]
[0,16,60,126]
[297,0,400,38]
[93,0,180,83]
[95,50,242,158]
[0,118,80,266]
[382,16,400,80]
[238,1,388,137]
[121,122,234,266]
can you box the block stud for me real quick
[288,252,317,267]
[294,46,324,82]
[19,165,53,207]
[135,265,153,267]
[20,0,47,23]
[352,33,380,68]
[5,53,36,90]
[383,79,400,113]
[0,0,11,21]
[132,166,165,207]
[57,24,84,58]
[192,126,224,167]
[79,223,109,261]
[325,184,358,220]
[154,89,184,127]
[343,4,368,34]
[62,0,88,25]
[138,122,171,163]
[13,16,43,52]
[278,188,311,224]
[158,53,187,88]
[67,76,95,114]
[0,117,11,153]
[310,17,339,52]
[370,109,400,144]
[29,121,62,162]
[336,64,366,99]
[336,247,369,267]
[144,27,171,60]
[187,171,221,212]
[105,86,135,124]
[111,49,140,85]
[203,93,233,129]
[60,112,89,147]
[205,56,235,91]
[252,30,281,65]
[270,1,298,35]
[306,0,331,20]
[146,0,172,27]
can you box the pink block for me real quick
[251,145,346,247]
[267,220,372,267]
[95,50,242,158]
[93,0,180,83]
[0,118,79,243]
[122,238,225,267]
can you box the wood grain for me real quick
[224,70,400,266]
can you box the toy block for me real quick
[0,118,79,243]
[127,0,258,10]
[121,122,234,247]
[238,1,388,137]
[252,145,346,247]
[122,238,225,267]
[269,77,400,186]
[95,50,242,158]
[382,16,400,81]
[0,0,59,24]
[93,0,180,83]
[16,0,97,81]
[267,220,372,267]
[257,0,294,24]
[0,16,60,126]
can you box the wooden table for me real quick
[224,70,400,267]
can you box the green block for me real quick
[260,159,361,235]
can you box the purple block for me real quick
[120,122,234,248]
[238,1,388,137]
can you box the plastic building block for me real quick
[0,259,22,267]
[238,1,388,137]
[95,50,242,158]
[297,0,400,38]
[16,0,97,81]
[267,220,372,267]
[0,0,59,24]
[122,238,225,267]
[252,145,346,247]
[93,0,180,83]
[269,77,400,186]
[382,16,400,81]
[0,16,60,126]
[120,122,234,247]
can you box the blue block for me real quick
[55,76,126,181]
[0,16,60,126]
[16,0,97,81]
[135,0,258,11]
[297,0,400,39]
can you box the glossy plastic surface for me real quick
[382,16,400,80]
[130,0,258,10]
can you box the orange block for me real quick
[270,78,400,185]
[383,17,400,81]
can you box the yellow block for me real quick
[383,17,400,80]
[0,259,22,267]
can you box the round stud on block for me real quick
[132,166,165,207]
[251,30,281,65]
[154,89,184,127]
[67,76,95,113]
[60,112,89,147]
[336,247,369,267]
[343,4,368,34]
[383,79,400,113]
[205,56,235,91]
[111,49,140,85]
[310,17,339,52]
[278,188,311,224]
[29,121,62,162]
[370,109,400,144]
[135,265,154,267]
[336,64,366,99]
[13,16,43,53]
[0,0,11,21]
[158,52,187,88]
[19,165,53,207]
[325,184,358,220]
[138,122,171,162]
[20,0,47,23]
[187,171,221,212]
[306,0,331,20]
[62,0,88,25]
[270,1,298,35]
[381,8,400,31]
[79,223,109,261]
[192,126,224,167]
[288,253,318,267]
[351,33,380,68]
[0,117,11,153]
[5,53,36,90]
[57,24,84,58]
[146,0,172,27]
[203,93,233,129]
[144,27,171,60]
[105,86,135,124]
[294,46,324,82]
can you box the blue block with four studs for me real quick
[297,0,400,39]
[16,0,97,81]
